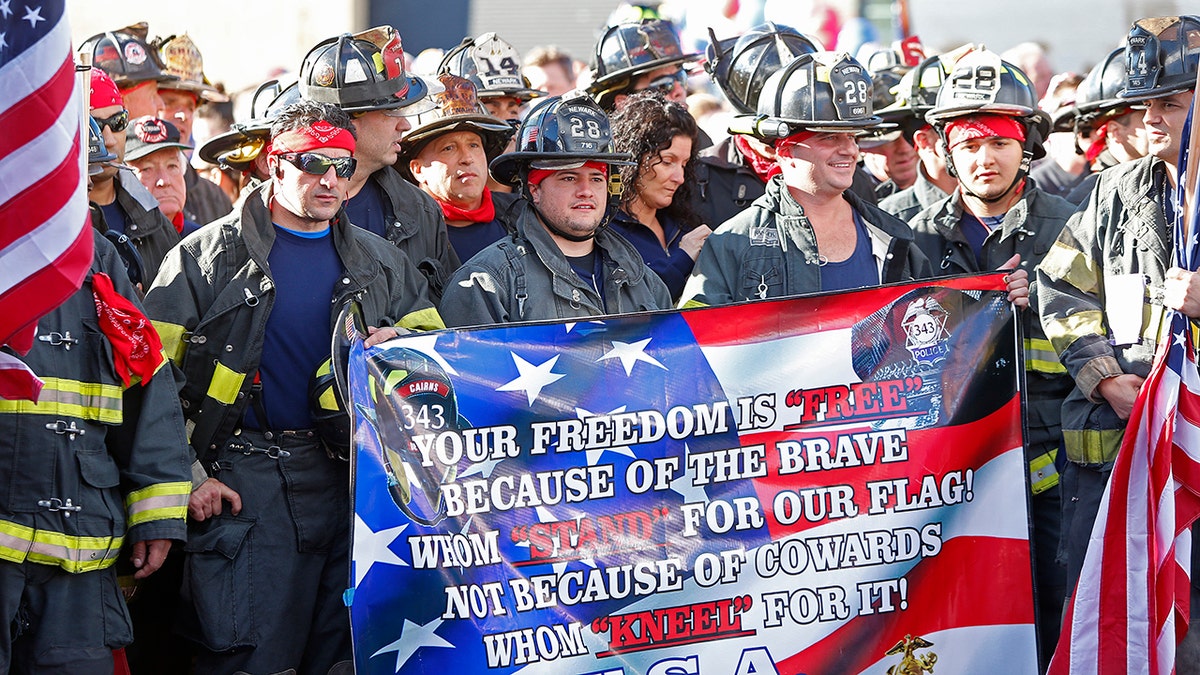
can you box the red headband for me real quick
[774,130,818,149]
[268,121,357,156]
[527,161,608,187]
[90,68,123,110]
[945,114,1026,150]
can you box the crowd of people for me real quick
[2,5,1198,674]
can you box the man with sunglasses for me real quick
[587,19,698,112]
[299,26,460,301]
[143,100,444,674]
[87,66,179,289]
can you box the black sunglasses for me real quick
[279,152,357,178]
[93,109,129,133]
[644,69,688,94]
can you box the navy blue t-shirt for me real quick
[344,177,389,238]
[958,212,1006,268]
[448,219,508,263]
[99,201,128,235]
[566,250,606,307]
[820,211,878,292]
[245,225,342,430]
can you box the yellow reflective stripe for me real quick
[1041,241,1101,294]
[1029,449,1059,494]
[681,299,708,309]
[1044,309,1107,355]
[207,362,245,405]
[0,377,123,424]
[0,519,122,573]
[1024,337,1067,374]
[125,482,191,527]
[1063,428,1126,464]
[397,307,446,332]
[318,386,339,411]
[153,320,188,365]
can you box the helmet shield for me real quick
[1121,15,1200,101]
[440,32,545,101]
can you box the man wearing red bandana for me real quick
[440,93,672,326]
[908,49,1077,667]
[143,100,444,674]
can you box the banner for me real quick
[348,274,1036,675]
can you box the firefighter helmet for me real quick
[735,51,883,140]
[298,26,427,113]
[80,23,178,89]
[1121,15,1200,101]
[198,81,300,172]
[587,19,700,109]
[439,33,545,102]
[154,33,228,102]
[705,23,821,115]
[489,91,633,186]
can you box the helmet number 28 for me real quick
[842,79,869,105]
[400,403,446,431]
[569,116,603,139]
[951,64,998,93]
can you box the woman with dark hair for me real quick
[609,91,712,301]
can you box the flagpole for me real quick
[1185,65,1200,255]
[77,50,90,189]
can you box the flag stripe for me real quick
[0,54,75,162]
[0,9,73,117]
[0,126,83,254]
[0,81,80,208]
[0,153,87,297]
[0,225,93,350]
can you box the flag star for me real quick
[564,320,605,334]
[0,33,7,52]
[598,338,667,376]
[574,405,636,466]
[396,333,458,376]
[0,0,11,19]
[21,4,42,28]
[352,514,409,586]
[1176,331,1187,348]
[671,443,710,503]
[497,353,564,405]
[371,617,454,673]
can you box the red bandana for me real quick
[1086,121,1109,165]
[526,161,608,187]
[268,122,357,155]
[91,273,164,387]
[734,134,785,184]
[440,187,496,224]
[945,114,1026,150]
[89,68,123,110]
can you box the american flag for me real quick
[0,0,93,400]
[1049,107,1200,675]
